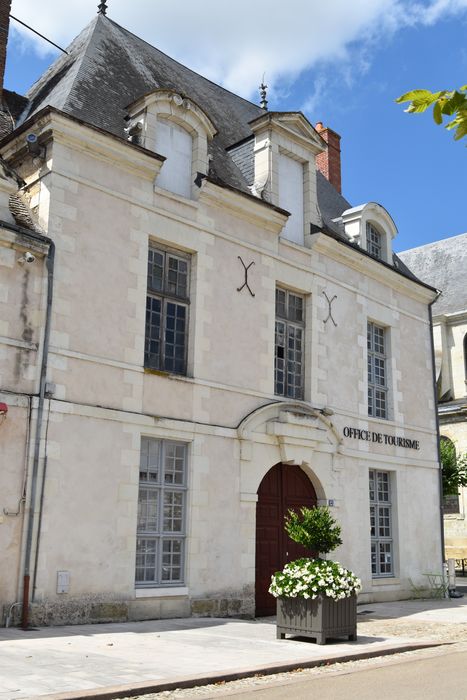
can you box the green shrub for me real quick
[285,506,342,555]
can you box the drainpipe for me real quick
[21,240,55,629]
[428,295,444,570]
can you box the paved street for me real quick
[192,648,467,700]
[0,597,466,700]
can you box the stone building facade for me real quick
[0,10,441,625]
[400,234,467,541]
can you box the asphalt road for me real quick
[202,649,467,699]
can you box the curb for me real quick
[37,641,445,700]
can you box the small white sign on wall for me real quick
[57,570,70,594]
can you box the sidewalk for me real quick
[1,597,467,700]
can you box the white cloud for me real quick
[9,0,467,99]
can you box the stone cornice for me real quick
[198,179,288,234]
[1,108,164,181]
[310,231,438,304]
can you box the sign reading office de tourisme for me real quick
[343,426,420,451]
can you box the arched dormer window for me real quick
[340,203,397,264]
[125,89,217,200]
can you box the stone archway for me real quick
[255,462,317,617]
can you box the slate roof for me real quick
[16,14,349,224]
[7,12,435,292]
[398,233,467,315]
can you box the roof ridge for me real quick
[104,16,265,114]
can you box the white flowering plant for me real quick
[269,557,361,600]
[269,506,361,600]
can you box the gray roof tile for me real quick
[398,233,467,314]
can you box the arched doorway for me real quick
[255,462,317,616]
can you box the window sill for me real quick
[444,514,465,520]
[371,577,400,586]
[135,586,188,598]
[144,367,192,381]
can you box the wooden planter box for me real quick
[276,594,357,645]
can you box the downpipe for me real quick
[21,240,55,629]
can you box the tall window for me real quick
[145,245,189,374]
[368,322,388,419]
[366,222,382,259]
[155,118,193,198]
[136,438,187,586]
[464,333,467,387]
[275,288,305,399]
[369,470,393,577]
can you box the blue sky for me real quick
[5,0,467,253]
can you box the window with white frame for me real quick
[155,118,193,198]
[369,470,393,577]
[366,222,382,259]
[368,321,388,419]
[136,438,188,586]
[275,288,305,399]
[145,245,189,374]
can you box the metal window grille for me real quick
[366,223,382,259]
[145,246,189,374]
[275,288,305,399]
[368,322,388,419]
[369,470,393,577]
[136,438,187,586]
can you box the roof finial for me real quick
[259,74,268,110]
[97,1,108,15]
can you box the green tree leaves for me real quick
[396,86,467,142]
[285,506,342,555]
[440,437,467,496]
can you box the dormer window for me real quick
[248,112,326,246]
[125,89,217,201]
[366,223,382,259]
[340,203,398,264]
[155,118,193,199]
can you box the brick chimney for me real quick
[315,122,342,194]
[0,0,12,96]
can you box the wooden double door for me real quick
[255,463,317,616]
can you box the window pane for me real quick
[286,325,303,399]
[161,539,183,582]
[163,302,187,373]
[276,288,286,318]
[140,438,160,482]
[275,320,286,395]
[164,443,186,485]
[135,538,157,583]
[148,249,164,292]
[145,295,162,368]
[367,223,382,259]
[288,293,303,323]
[137,487,159,532]
[167,255,188,298]
[163,491,184,532]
